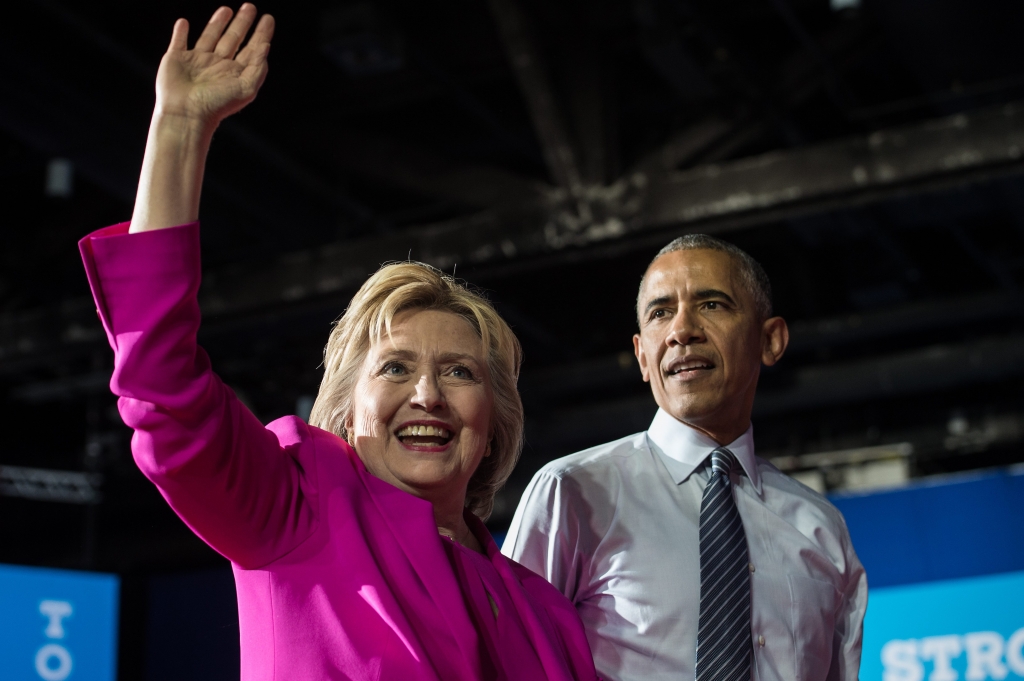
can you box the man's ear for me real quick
[633,333,652,382]
[761,316,789,367]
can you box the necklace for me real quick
[438,519,486,555]
[438,524,471,546]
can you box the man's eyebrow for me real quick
[694,288,737,305]
[643,289,736,313]
[643,295,673,314]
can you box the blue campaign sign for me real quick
[0,563,119,681]
[832,468,1024,588]
[862,569,1024,681]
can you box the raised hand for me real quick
[129,5,275,233]
[156,4,275,126]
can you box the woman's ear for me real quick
[343,413,355,446]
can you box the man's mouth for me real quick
[395,424,453,447]
[664,358,715,377]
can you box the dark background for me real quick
[2,0,1024,677]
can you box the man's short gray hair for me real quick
[637,234,773,322]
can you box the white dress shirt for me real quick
[502,409,867,681]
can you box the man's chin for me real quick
[656,391,723,422]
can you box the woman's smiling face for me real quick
[346,308,494,506]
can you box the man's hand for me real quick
[156,4,275,127]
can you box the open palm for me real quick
[156,4,275,125]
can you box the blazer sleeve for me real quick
[80,222,319,569]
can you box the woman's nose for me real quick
[411,373,446,411]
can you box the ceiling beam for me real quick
[332,131,549,208]
[631,116,736,176]
[4,103,1024,370]
[633,0,718,103]
[641,102,1024,229]
[487,0,585,195]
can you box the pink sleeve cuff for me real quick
[78,222,201,349]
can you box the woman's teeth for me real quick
[396,425,451,439]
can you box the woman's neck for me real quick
[435,508,485,554]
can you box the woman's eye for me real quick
[382,362,407,376]
[450,366,474,380]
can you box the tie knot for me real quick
[710,447,738,479]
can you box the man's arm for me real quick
[828,528,869,681]
[502,468,585,602]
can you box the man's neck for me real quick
[678,418,749,447]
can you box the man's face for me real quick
[633,248,787,442]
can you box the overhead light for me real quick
[46,158,73,199]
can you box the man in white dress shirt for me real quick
[502,235,867,681]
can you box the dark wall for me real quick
[145,567,240,681]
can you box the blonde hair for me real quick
[309,261,524,520]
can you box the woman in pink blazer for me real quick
[81,5,598,679]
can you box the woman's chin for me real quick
[388,461,464,494]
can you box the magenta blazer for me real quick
[80,222,597,681]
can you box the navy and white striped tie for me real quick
[695,447,751,681]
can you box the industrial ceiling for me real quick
[2,0,1023,598]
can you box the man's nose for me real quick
[411,373,446,411]
[666,307,705,346]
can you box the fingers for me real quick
[239,50,271,99]
[194,6,233,53]
[251,13,276,48]
[167,18,189,52]
[238,15,273,94]
[214,3,259,59]
[235,14,275,66]
[180,4,272,64]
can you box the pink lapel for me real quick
[469,514,577,681]
[351,448,481,681]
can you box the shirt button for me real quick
[758,635,765,647]
[749,563,755,573]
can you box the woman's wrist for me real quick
[149,109,218,149]
[129,110,216,233]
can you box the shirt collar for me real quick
[646,408,762,494]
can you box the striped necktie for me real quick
[695,447,751,681]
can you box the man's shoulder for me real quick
[535,431,650,481]
[756,457,851,529]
